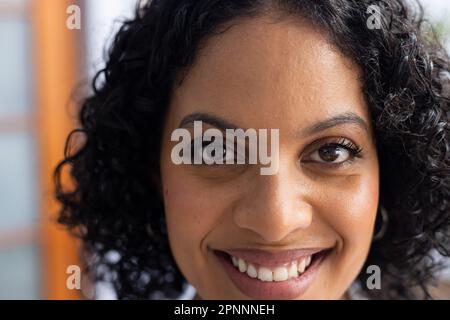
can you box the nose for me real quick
[232,164,313,243]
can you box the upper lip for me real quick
[216,247,332,268]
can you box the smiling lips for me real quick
[214,247,331,299]
[231,254,313,281]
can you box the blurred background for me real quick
[0,0,449,299]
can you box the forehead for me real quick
[169,15,370,133]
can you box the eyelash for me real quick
[302,137,363,167]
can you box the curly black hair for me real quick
[54,0,450,299]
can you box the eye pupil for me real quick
[210,147,226,158]
[190,139,233,163]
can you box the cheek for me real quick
[162,170,229,239]
[310,172,379,298]
[320,172,379,264]
[160,164,232,279]
[341,176,378,244]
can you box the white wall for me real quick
[85,0,137,77]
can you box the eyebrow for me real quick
[299,112,370,137]
[179,112,239,131]
[178,111,369,136]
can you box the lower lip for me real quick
[214,249,330,299]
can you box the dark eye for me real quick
[190,138,238,164]
[312,145,350,163]
[303,139,363,165]
[202,142,232,164]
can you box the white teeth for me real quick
[288,262,298,278]
[238,258,247,272]
[229,254,313,282]
[258,267,273,282]
[305,255,312,268]
[298,258,306,273]
[246,264,258,278]
[273,267,289,282]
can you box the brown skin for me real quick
[159,14,380,299]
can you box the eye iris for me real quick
[191,140,230,163]
[210,146,226,158]
[319,146,343,162]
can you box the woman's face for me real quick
[159,15,379,299]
